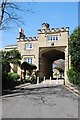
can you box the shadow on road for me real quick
[2,85,78,102]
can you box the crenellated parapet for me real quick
[38,27,69,34]
[26,37,38,41]
[17,23,69,42]
[17,28,38,42]
[38,23,69,34]
[17,36,38,42]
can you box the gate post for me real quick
[65,47,69,85]
[44,76,46,81]
[50,76,51,84]
[56,75,58,85]
[43,76,46,84]
[37,76,39,84]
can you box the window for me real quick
[48,36,50,40]
[26,43,33,49]
[53,36,55,40]
[30,44,32,48]
[56,36,58,40]
[24,58,32,64]
[48,36,59,41]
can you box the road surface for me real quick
[2,85,78,118]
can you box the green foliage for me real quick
[2,72,10,89]
[9,49,21,64]
[54,66,64,74]
[68,27,80,86]
[21,61,37,80]
[69,27,80,71]
[1,50,21,90]
[2,72,9,82]
[67,67,76,84]
[2,60,10,73]
[21,62,30,71]
[2,49,21,73]
[67,67,80,86]
[8,72,20,81]
[30,64,37,70]
[2,72,20,90]
[21,62,37,71]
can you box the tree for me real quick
[69,27,80,71]
[1,49,21,89]
[21,61,37,80]
[0,0,34,30]
[54,66,64,75]
[2,49,21,73]
[68,27,80,85]
[53,59,65,70]
[8,49,21,65]
[0,0,21,29]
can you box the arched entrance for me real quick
[39,46,68,82]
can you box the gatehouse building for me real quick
[5,23,70,84]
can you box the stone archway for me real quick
[39,46,69,83]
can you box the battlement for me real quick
[17,28,38,41]
[17,36,38,42]
[17,23,69,42]
[38,24,69,34]
[26,37,38,41]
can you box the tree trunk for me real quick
[23,70,26,80]
[0,0,7,27]
[21,71,23,81]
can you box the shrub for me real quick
[2,72,9,88]
[76,72,80,86]
[67,67,80,86]
[67,67,75,84]
[8,72,20,81]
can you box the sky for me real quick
[2,2,78,48]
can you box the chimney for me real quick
[18,28,25,39]
[19,28,21,32]
[42,23,50,30]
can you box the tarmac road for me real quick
[2,85,78,118]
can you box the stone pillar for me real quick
[43,76,46,84]
[56,75,58,85]
[50,76,51,84]
[37,77,39,84]
[65,47,69,84]
[44,76,46,81]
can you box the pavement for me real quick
[15,82,31,89]
[65,82,80,96]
